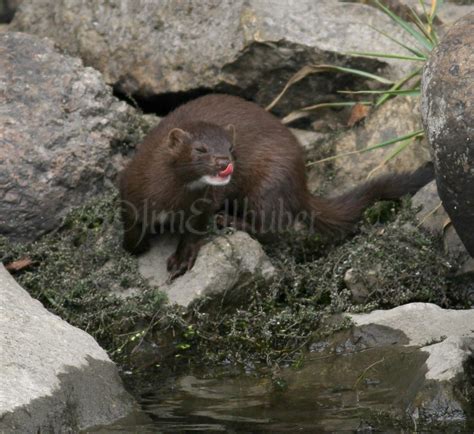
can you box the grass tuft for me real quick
[269,1,441,167]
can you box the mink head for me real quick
[166,122,235,188]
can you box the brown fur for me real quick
[120,94,433,279]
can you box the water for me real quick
[91,342,448,433]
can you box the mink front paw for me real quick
[166,244,199,281]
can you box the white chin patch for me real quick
[202,174,232,186]
[187,175,231,190]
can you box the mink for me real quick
[119,94,433,279]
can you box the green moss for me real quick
[171,200,465,370]
[0,192,167,367]
[1,194,467,377]
[363,200,400,225]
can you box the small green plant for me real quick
[268,0,442,170]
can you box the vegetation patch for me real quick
[0,193,468,380]
[0,193,167,367]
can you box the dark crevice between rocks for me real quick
[0,0,18,23]
[111,54,378,124]
[113,87,215,116]
[0,11,14,23]
[112,83,265,117]
[112,81,356,131]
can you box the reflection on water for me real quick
[142,375,271,431]
[92,342,433,433]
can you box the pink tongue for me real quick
[218,163,233,178]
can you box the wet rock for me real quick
[0,32,145,243]
[349,303,474,426]
[421,13,474,256]
[137,231,275,308]
[350,303,474,381]
[307,97,431,195]
[13,0,415,112]
[0,264,136,432]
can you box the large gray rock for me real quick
[346,303,474,426]
[421,13,474,256]
[137,231,275,308]
[0,32,145,243]
[307,97,431,195]
[12,0,415,112]
[0,264,136,432]
[350,303,474,383]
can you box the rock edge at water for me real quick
[0,264,136,433]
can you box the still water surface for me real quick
[92,344,441,432]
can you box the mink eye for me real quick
[195,146,208,154]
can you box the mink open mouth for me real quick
[202,173,232,186]
[199,162,233,186]
[218,163,233,178]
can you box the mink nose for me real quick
[215,158,231,171]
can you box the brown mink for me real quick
[119,94,433,279]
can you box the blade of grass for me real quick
[376,68,421,106]
[409,8,436,46]
[411,76,422,91]
[430,0,443,22]
[417,201,443,228]
[419,0,436,41]
[267,64,393,111]
[369,24,427,59]
[266,65,320,111]
[281,101,371,125]
[429,25,439,46]
[367,135,419,178]
[348,51,426,62]
[321,65,394,84]
[419,0,429,22]
[428,0,441,44]
[306,129,424,166]
[339,89,420,96]
[375,0,434,51]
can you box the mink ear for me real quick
[223,124,236,147]
[168,128,191,151]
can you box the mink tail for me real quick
[305,162,435,235]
